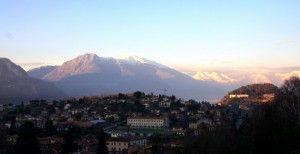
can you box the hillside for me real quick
[28,66,57,79]
[0,58,66,104]
[219,83,279,105]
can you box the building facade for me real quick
[229,94,249,98]
[106,137,147,153]
[127,117,169,129]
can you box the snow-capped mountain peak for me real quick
[114,54,168,69]
[70,53,100,63]
[115,55,147,64]
[26,53,227,100]
[116,55,147,64]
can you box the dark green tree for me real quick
[45,120,55,136]
[118,93,127,99]
[9,116,16,134]
[279,76,300,127]
[133,100,145,113]
[0,125,11,153]
[47,105,56,114]
[133,91,144,99]
[62,128,77,154]
[14,121,40,154]
[171,95,176,102]
[97,129,108,154]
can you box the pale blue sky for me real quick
[1,0,300,69]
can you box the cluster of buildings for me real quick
[0,92,252,154]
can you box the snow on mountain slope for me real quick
[173,66,300,86]
[40,53,175,81]
[115,55,168,68]
[28,53,226,100]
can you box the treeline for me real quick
[173,77,300,154]
[230,83,279,96]
[0,121,108,154]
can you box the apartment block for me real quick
[127,117,169,129]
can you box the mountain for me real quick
[0,58,66,104]
[43,53,110,81]
[28,66,57,79]
[173,66,300,87]
[29,53,226,100]
[218,83,279,105]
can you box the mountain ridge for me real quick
[28,53,226,100]
[0,58,66,104]
[174,66,300,86]
[28,66,57,79]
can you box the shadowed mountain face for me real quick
[28,66,57,79]
[0,58,66,104]
[28,53,226,100]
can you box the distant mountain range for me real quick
[0,58,66,104]
[5,53,296,104]
[27,53,227,100]
[173,66,300,87]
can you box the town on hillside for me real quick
[0,88,277,154]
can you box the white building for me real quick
[159,101,171,108]
[127,117,169,129]
[229,94,249,98]
[111,131,124,138]
[106,137,147,153]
